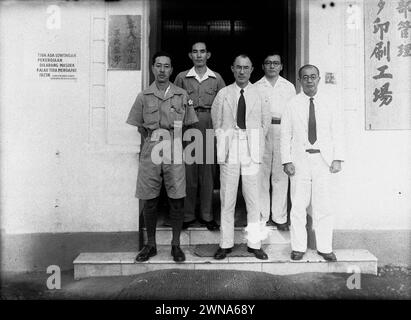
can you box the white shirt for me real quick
[287,91,326,151]
[186,67,216,83]
[255,76,296,119]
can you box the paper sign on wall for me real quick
[36,53,77,80]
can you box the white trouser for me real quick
[219,132,261,249]
[260,123,289,224]
[290,153,333,253]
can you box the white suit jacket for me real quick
[280,91,345,167]
[211,83,271,163]
[254,76,296,118]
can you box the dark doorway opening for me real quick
[156,0,296,85]
[146,0,296,227]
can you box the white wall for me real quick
[307,0,411,229]
[0,0,146,234]
[1,0,409,238]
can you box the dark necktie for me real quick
[237,89,246,129]
[308,97,317,144]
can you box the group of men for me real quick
[126,41,344,263]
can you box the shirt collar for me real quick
[186,67,216,81]
[258,75,286,88]
[302,90,318,100]
[145,82,172,99]
[234,82,250,93]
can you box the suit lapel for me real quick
[297,95,308,134]
[228,84,237,119]
[245,88,256,118]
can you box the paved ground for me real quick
[1,264,410,300]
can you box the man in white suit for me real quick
[255,53,296,230]
[211,54,271,260]
[281,64,344,261]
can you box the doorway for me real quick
[147,0,296,226]
[153,0,296,85]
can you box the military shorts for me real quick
[136,137,186,200]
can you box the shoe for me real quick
[247,247,268,260]
[275,222,289,231]
[162,220,172,227]
[201,219,220,231]
[171,245,186,262]
[317,251,337,261]
[135,245,157,262]
[266,219,276,227]
[214,247,232,260]
[290,250,305,260]
[182,219,196,230]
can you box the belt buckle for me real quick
[237,130,247,140]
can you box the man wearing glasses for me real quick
[211,54,271,260]
[255,53,296,231]
[281,64,345,261]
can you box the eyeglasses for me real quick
[264,61,281,66]
[234,65,251,72]
[301,74,318,81]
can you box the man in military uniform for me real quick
[127,51,198,262]
[174,42,225,231]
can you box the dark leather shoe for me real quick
[291,250,305,260]
[135,245,157,262]
[214,247,232,260]
[266,219,276,227]
[247,247,268,260]
[275,222,290,231]
[182,219,196,230]
[205,220,220,231]
[171,245,186,262]
[317,251,337,261]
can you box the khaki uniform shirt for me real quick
[126,82,198,200]
[174,67,225,109]
[127,82,198,131]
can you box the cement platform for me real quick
[73,244,378,279]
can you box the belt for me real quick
[146,128,174,137]
[195,107,211,112]
[271,118,281,124]
[234,129,248,140]
[306,149,320,154]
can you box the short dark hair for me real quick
[233,54,252,66]
[190,41,208,52]
[152,51,172,66]
[262,52,282,63]
[298,64,320,78]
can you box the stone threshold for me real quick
[73,244,378,279]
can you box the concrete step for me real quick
[143,226,290,245]
[73,245,378,279]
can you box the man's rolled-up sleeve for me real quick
[183,93,198,127]
[126,93,144,127]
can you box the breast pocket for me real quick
[170,96,185,123]
[170,105,185,123]
[204,88,218,106]
[143,104,159,128]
